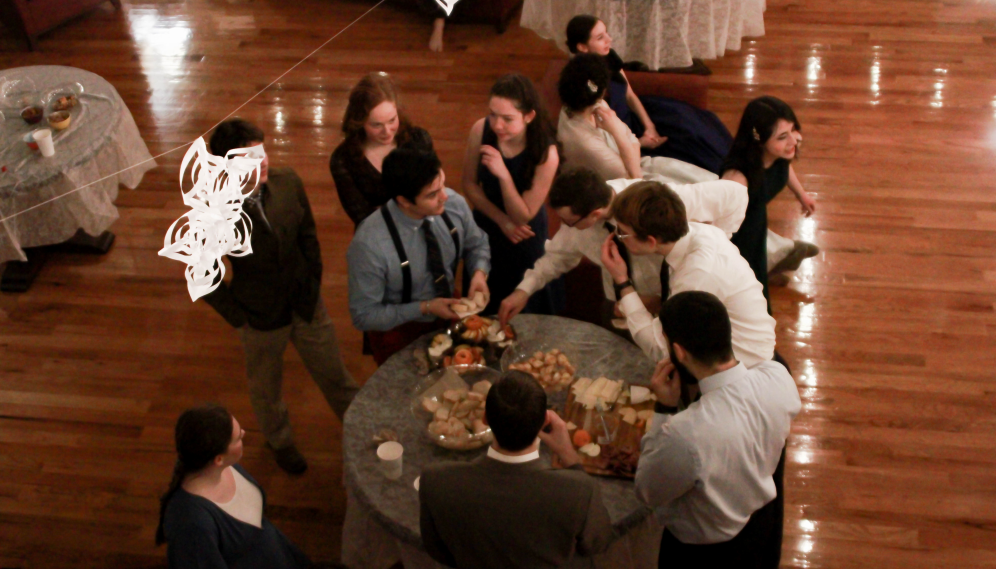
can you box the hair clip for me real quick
[587,80,598,93]
[752,127,760,142]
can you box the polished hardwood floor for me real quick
[1,0,995,567]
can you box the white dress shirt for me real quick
[487,446,540,464]
[635,361,801,544]
[618,223,776,368]
[517,180,748,301]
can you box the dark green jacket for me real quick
[203,167,322,331]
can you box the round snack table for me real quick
[342,314,663,569]
[0,66,156,289]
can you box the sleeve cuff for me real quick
[517,274,542,296]
[618,291,645,316]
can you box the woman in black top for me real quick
[565,15,734,174]
[461,74,562,315]
[330,72,434,226]
[156,404,311,569]
[721,96,817,302]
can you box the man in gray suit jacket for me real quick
[419,371,615,569]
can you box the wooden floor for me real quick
[2,0,996,567]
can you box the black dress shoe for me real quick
[267,443,308,475]
[770,240,819,274]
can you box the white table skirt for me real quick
[0,66,155,263]
[341,488,663,569]
[520,0,766,68]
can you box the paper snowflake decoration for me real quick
[159,137,264,301]
[434,0,460,16]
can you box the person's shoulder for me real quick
[267,166,298,181]
[350,209,390,249]
[469,118,486,138]
[163,490,217,535]
[752,360,795,384]
[420,460,479,494]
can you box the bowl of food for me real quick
[427,331,489,369]
[50,94,78,112]
[411,365,499,451]
[500,341,578,393]
[47,111,71,130]
[20,106,43,125]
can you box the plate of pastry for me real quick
[451,292,489,319]
[500,342,578,393]
[411,365,499,451]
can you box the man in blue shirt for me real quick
[347,148,491,363]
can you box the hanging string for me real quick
[0,0,388,226]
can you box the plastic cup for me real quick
[33,129,55,157]
[377,441,404,480]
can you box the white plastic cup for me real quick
[33,129,55,157]
[377,441,404,480]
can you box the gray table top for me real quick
[343,314,658,547]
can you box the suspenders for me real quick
[380,207,461,304]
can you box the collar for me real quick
[698,362,748,395]
[487,446,540,464]
[664,230,693,268]
[385,198,428,231]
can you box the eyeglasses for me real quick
[613,225,631,240]
[561,210,593,228]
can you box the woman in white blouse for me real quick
[556,54,716,186]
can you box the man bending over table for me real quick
[635,291,800,568]
[419,370,615,569]
[347,148,491,364]
[498,168,747,328]
[599,181,776,368]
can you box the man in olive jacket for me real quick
[203,119,359,475]
[420,371,615,568]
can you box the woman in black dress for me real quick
[721,96,818,303]
[156,404,311,569]
[330,72,433,227]
[565,15,733,175]
[461,74,562,315]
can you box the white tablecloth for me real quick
[0,66,155,263]
[520,0,766,68]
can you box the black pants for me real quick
[658,447,787,569]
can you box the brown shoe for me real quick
[267,443,308,475]
[770,241,819,274]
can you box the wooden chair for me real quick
[538,58,710,324]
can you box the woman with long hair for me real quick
[330,71,434,226]
[722,96,818,301]
[156,404,311,568]
[461,73,562,315]
[565,15,734,174]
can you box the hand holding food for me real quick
[537,410,580,467]
[452,291,489,318]
[425,297,462,320]
[498,289,529,328]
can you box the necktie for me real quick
[659,257,671,300]
[604,222,631,300]
[245,185,272,232]
[422,219,451,298]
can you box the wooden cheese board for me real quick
[552,380,657,479]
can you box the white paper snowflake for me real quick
[434,0,461,16]
[159,137,264,301]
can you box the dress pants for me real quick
[240,298,359,450]
[657,447,787,569]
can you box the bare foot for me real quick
[429,18,445,52]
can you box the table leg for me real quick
[1,230,115,293]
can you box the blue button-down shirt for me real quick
[347,189,491,331]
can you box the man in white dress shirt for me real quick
[599,181,776,368]
[635,291,801,568]
[498,168,747,327]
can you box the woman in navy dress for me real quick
[565,15,734,175]
[156,404,311,569]
[461,74,562,315]
[721,96,818,304]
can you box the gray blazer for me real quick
[419,455,615,569]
